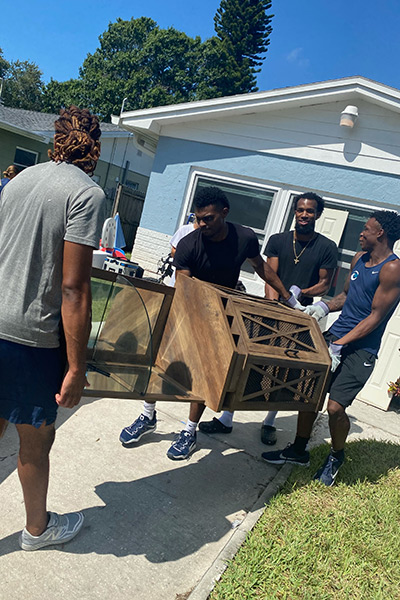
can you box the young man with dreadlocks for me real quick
[0,106,106,550]
[263,210,400,486]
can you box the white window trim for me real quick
[14,146,39,169]
[180,168,280,226]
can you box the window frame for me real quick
[14,146,39,170]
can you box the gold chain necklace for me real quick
[292,232,313,264]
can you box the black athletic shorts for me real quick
[0,338,66,428]
[324,331,376,409]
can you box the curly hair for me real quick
[48,106,101,176]
[370,210,400,246]
[193,186,230,210]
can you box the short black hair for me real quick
[193,186,230,211]
[293,192,324,215]
[370,210,400,246]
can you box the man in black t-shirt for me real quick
[200,192,338,445]
[174,219,259,288]
[265,230,337,306]
[120,186,305,460]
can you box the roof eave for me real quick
[111,115,158,156]
[114,76,400,141]
[0,120,49,143]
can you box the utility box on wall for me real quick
[84,269,331,413]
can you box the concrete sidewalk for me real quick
[1,396,399,600]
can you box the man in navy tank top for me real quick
[262,210,400,486]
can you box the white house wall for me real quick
[100,136,154,177]
[160,99,400,175]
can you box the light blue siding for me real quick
[141,136,400,235]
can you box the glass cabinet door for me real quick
[87,274,152,396]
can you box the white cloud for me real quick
[286,47,310,68]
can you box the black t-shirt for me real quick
[264,230,338,304]
[174,222,260,288]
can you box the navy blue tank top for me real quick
[329,252,399,355]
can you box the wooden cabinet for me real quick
[84,269,331,413]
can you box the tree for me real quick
[198,0,273,99]
[42,4,274,119]
[43,17,202,121]
[0,48,9,79]
[41,78,87,114]
[2,60,44,111]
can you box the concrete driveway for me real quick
[0,397,299,600]
[1,395,399,600]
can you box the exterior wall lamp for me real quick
[340,105,359,128]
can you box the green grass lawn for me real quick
[210,440,400,600]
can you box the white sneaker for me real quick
[19,511,84,551]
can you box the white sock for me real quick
[142,402,155,420]
[184,419,197,435]
[263,411,277,427]
[219,411,234,427]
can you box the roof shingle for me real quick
[0,105,121,134]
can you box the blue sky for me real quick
[1,0,399,92]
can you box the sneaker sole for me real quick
[262,456,310,467]
[120,424,157,445]
[314,476,337,487]
[166,444,196,461]
[261,438,277,446]
[19,514,84,551]
[314,470,340,487]
[198,427,232,434]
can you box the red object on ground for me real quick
[99,246,127,261]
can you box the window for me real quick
[193,177,274,231]
[125,180,139,191]
[186,175,391,292]
[14,147,38,170]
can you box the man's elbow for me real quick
[61,281,91,304]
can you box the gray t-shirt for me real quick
[0,161,106,348]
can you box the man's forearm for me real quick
[256,262,289,300]
[333,313,383,346]
[326,291,347,313]
[61,285,91,372]
[301,281,330,298]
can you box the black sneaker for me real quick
[199,417,232,434]
[262,443,310,466]
[260,424,277,446]
[314,453,343,486]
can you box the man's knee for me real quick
[327,398,346,419]
[17,423,56,463]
